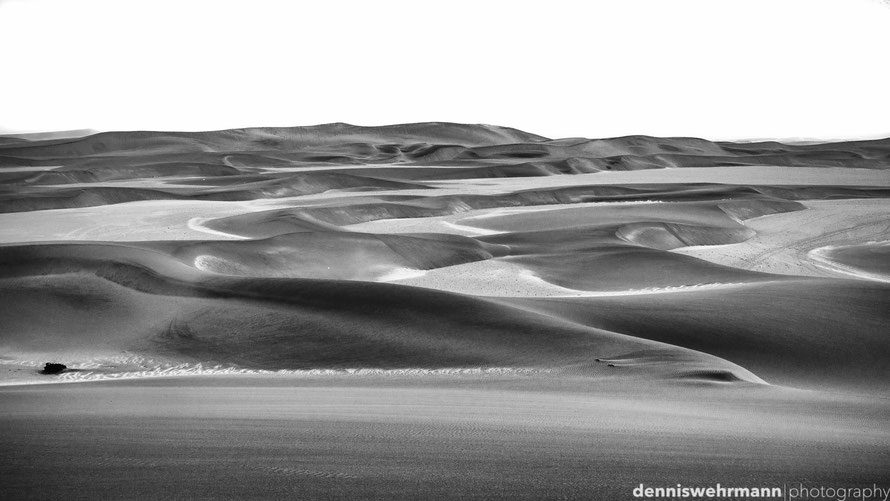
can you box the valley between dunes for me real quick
[1,123,888,499]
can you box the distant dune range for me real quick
[1,123,889,213]
[0,122,888,393]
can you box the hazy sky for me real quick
[1,0,889,140]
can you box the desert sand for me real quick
[1,123,888,499]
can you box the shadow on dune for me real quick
[503,247,774,291]
[0,241,764,383]
[499,279,890,394]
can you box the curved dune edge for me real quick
[808,241,890,283]
[186,216,250,240]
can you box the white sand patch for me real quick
[387,258,758,298]
[187,217,251,240]
[0,200,267,244]
[673,242,747,252]
[441,221,504,236]
[510,268,756,297]
[192,254,249,275]
[0,165,62,172]
[347,215,491,236]
[376,267,428,282]
[553,282,757,298]
[390,260,568,297]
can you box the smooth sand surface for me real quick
[1,124,888,499]
[2,377,888,500]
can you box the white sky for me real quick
[1,0,889,140]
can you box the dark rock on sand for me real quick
[41,363,66,375]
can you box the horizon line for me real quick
[2,122,889,146]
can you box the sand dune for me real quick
[0,122,546,159]
[501,278,890,393]
[2,124,887,389]
[0,172,427,213]
[173,232,495,279]
[1,123,888,499]
[202,186,818,239]
[503,248,774,291]
[22,162,242,185]
[1,241,758,383]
